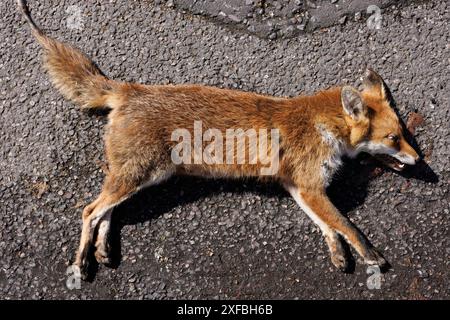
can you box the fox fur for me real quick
[18,0,420,277]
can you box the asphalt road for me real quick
[0,0,449,299]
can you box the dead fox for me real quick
[18,0,420,278]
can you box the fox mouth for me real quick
[374,154,407,171]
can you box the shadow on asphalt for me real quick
[86,157,437,280]
[104,175,288,272]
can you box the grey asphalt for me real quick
[174,0,407,39]
[0,0,449,299]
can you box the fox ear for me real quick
[362,68,386,98]
[341,86,366,120]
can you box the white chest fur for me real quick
[316,124,348,186]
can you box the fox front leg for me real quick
[285,184,388,270]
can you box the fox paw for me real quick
[73,259,90,281]
[94,228,113,266]
[364,247,388,268]
[94,250,111,265]
[331,252,350,272]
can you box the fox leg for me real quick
[75,157,174,276]
[75,177,137,278]
[93,168,174,265]
[323,231,349,271]
[286,185,387,269]
[285,185,349,270]
[93,211,112,265]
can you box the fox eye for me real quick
[387,134,399,142]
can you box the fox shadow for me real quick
[87,154,437,280]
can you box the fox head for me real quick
[341,68,420,171]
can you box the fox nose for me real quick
[414,155,422,164]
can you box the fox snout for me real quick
[374,138,420,171]
[397,139,421,165]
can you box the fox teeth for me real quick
[398,163,405,168]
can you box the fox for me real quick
[17,0,420,278]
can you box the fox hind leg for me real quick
[94,211,113,265]
[75,162,175,277]
[74,179,135,278]
[93,167,175,265]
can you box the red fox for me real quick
[18,0,420,278]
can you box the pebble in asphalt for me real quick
[0,0,448,299]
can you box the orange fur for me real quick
[18,0,419,276]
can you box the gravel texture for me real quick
[172,0,411,39]
[0,0,449,299]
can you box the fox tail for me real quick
[17,0,118,109]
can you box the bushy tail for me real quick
[17,0,116,109]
